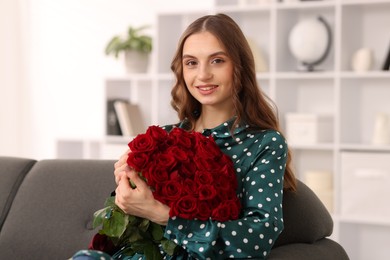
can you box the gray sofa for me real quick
[0,156,349,260]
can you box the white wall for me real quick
[0,0,212,159]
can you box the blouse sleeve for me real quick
[163,131,287,259]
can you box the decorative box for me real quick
[285,113,333,145]
[340,152,390,220]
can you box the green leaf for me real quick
[150,222,164,241]
[161,239,179,256]
[92,206,111,229]
[143,242,163,260]
[102,210,129,238]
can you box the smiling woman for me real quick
[72,13,296,260]
[182,31,235,125]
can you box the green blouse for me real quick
[160,118,287,259]
[76,118,287,260]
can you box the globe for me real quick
[288,16,332,71]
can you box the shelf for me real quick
[66,2,390,259]
[340,71,390,78]
[334,214,390,226]
[289,143,335,150]
[340,144,390,152]
[276,0,336,10]
[275,71,335,79]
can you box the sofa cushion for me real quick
[0,159,116,260]
[273,180,333,248]
[0,156,36,231]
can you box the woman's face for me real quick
[182,31,234,112]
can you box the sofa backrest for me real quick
[0,156,36,232]
[273,180,333,248]
[0,159,116,260]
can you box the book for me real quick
[382,42,390,70]
[113,100,146,136]
[106,99,122,136]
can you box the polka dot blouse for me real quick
[73,117,287,260]
[160,117,287,259]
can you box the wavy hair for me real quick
[170,13,296,191]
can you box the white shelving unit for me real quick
[58,0,390,258]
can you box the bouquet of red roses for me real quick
[92,125,241,259]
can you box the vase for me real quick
[351,48,373,72]
[372,113,390,145]
[124,50,149,74]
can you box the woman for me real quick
[74,13,296,260]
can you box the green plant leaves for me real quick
[105,25,152,58]
[92,195,178,259]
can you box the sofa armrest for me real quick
[273,180,333,247]
[269,238,349,260]
[0,156,36,231]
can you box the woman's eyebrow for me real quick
[182,51,228,59]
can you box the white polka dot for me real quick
[200,224,205,229]
[205,231,210,237]
[243,238,248,243]
[199,247,204,252]
[178,225,183,230]
[225,241,231,246]
[232,231,237,236]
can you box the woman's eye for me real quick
[212,58,224,64]
[184,60,197,66]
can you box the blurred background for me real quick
[0,0,211,159]
[1,1,390,259]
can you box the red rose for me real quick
[178,162,196,179]
[194,170,214,185]
[169,127,194,149]
[144,166,169,188]
[155,179,183,206]
[194,157,221,171]
[155,152,178,171]
[126,152,149,172]
[88,233,118,255]
[198,184,217,201]
[128,133,156,153]
[181,178,197,196]
[197,201,212,221]
[146,125,168,143]
[211,200,239,222]
[166,146,190,163]
[194,134,222,159]
[170,195,198,219]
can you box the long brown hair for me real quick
[170,13,296,191]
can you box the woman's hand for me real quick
[114,149,130,185]
[115,166,170,226]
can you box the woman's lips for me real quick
[196,85,218,94]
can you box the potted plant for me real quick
[105,25,152,73]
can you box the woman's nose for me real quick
[198,64,212,81]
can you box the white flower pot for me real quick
[124,50,149,73]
